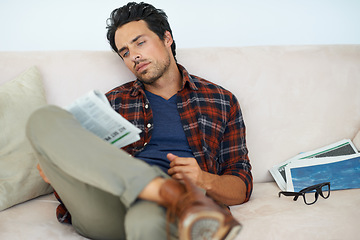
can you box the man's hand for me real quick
[167,153,247,206]
[167,153,204,186]
[37,164,50,184]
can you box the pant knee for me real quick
[26,105,57,140]
[26,105,74,145]
[125,200,177,240]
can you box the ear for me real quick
[163,31,173,47]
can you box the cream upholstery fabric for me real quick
[0,67,53,211]
[353,130,360,150]
[0,46,359,183]
[0,46,359,239]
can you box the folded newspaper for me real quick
[64,90,141,148]
[270,139,359,191]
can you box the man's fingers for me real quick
[167,153,194,167]
[170,172,183,181]
[167,153,177,161]
[168,166,182,176]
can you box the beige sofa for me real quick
[1,45,360,240]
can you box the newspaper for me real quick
[285,153,360,192]
[269,139,358,190]
[64,90,141,148]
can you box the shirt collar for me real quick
[130,63,198,97]
[178,64,198,91]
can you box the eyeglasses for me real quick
[278,182,330,205]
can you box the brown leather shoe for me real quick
[159,176,242,240]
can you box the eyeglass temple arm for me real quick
[278,191,301,201]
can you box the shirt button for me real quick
[144,142,148,146]
[147,123,152,128]
[145,104,149,109]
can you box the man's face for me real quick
[114,20,173,84]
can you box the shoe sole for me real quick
[180,211,242,240]
[224,224,242,240]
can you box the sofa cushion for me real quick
[230,182,360,240]
[0,66,53,211]
[353,130,360,150]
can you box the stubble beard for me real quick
[136,54,172,86]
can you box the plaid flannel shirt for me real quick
[55,64,253,224]
[106,64,253,200]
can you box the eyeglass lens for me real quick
[304,191,317,204]
[320,184,330,198]
[304,184,330,204]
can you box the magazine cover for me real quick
[285,153,360,192]
[270,139,358,190]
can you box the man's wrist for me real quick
[198,171,218,192]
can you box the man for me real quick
[30,2,252,240]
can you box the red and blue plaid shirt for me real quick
[55,64,252,224]
[107,64,252,198]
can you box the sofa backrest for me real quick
[1,45,360,183]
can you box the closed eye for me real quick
[122,51,129,58]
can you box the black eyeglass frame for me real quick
[278,182,331,205]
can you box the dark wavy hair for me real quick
[106,2,176,61]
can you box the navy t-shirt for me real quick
[134,91,194,173]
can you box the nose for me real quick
[133,54,141,63]
[132,54,141,70]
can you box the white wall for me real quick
[1,0,359,51]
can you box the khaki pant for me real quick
[26,105,177,240]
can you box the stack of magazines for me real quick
[270,139,360,192]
